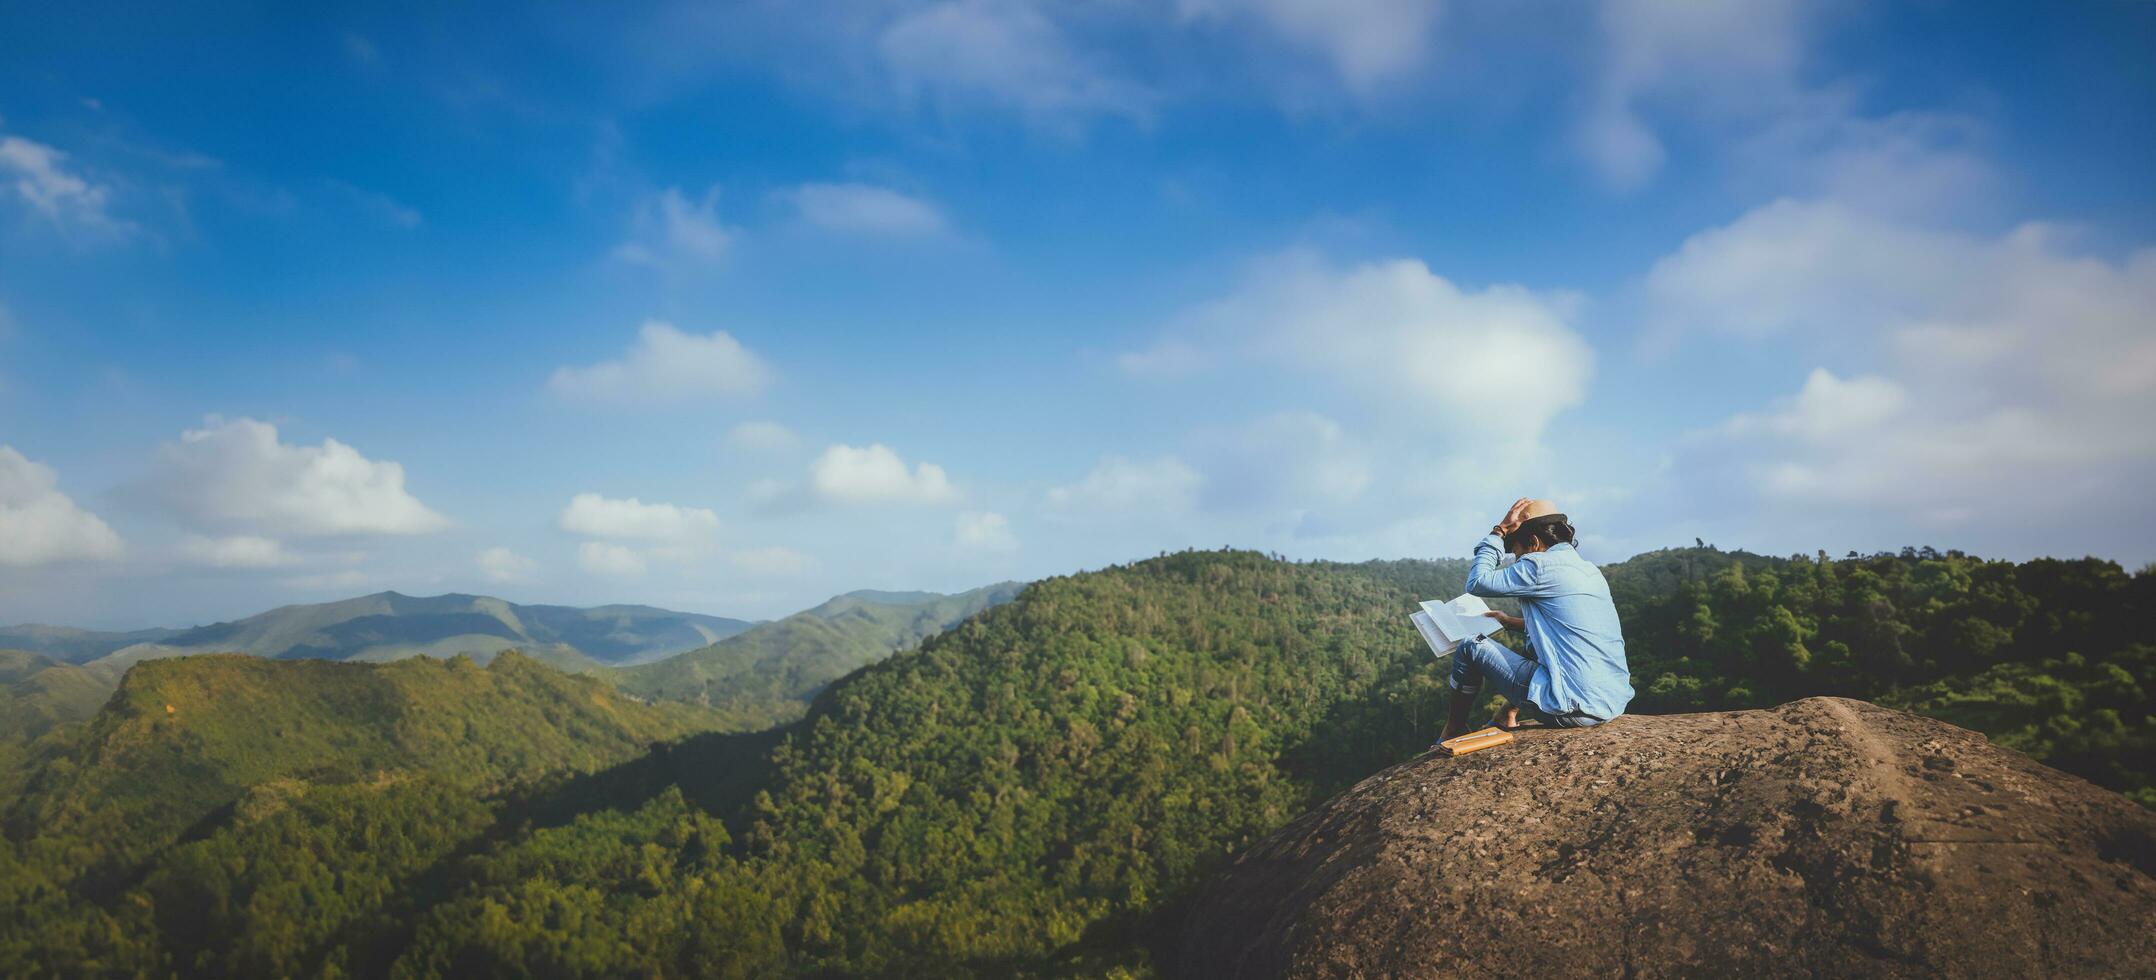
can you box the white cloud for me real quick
[1176,0,1442,92]
[809,444,957,504]
[787,182,948,237]
[726,420,799,452]
[477,546,539,583]
[879,0,1152,125]
[613,186,734,267]
[578,541,647,577]
[954,510,1020,553]
[149,417,448,537]
[284,569,373,592]
[745,477,794,506]
[1720,369,1906,444]
[731,545,814,577]
[1579,0,1807,189]
[0,446,124,566]
[1200,412,1371,511]
[1116,338,1208,377]
[1645,200,1969,341]
[0,134,136,242]
[1148,250,1593,442]
[558,492,721,541]
[1577,3,1994,219]
[1046,455,1202,514]
[1663,198,2156,535]
[550,320,770,403]
[1576,99,1665,193]
[180,534,291,569]
[1735,105,1998,220]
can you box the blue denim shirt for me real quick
[1465,535,1634,720]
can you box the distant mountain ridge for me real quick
[4,585,1024,742]
[86,591,757,673]
[611,582,1024,725]
[0,624,182,664]
[816,588,952,608]
[0,650,112,742]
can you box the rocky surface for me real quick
[1180,698,2156,978]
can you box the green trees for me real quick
[394,789,785,979]
[1613,546,2152,802]
[0,651,721,978]
[690,551,1453,974]
[141,779,495,977]
[0,650,111,742]
[0,546,2147,977]
[609,583,1022,726]
[0,554,1458,977]
[1888,645,2155,807]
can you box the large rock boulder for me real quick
[1181,698,2156,978]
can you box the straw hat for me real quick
[1518,499,1561,521]
[1499,498,1569,545]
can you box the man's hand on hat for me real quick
[1494,497,1533,537]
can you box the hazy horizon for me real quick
[5,537,2118,634]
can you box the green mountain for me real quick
[0,651,112,742]
[20,651,714,860]
[0,546,2147,977]
[1,582,1018,758]
[89,591,756,673]
[0,650,726,977]
[610,583,1023,726]
[605,552,1460,975]
[0,624,180,664]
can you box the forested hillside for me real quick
[0,546,2146,977]
[0,652,720,975]
[0,586,1009,751]
[1611,546,2155,805]
[0,593,767,749]
[610,583,1022,727]
[632,552,1459,974]
[0,651,111,743]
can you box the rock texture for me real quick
[1181,698,2156,978]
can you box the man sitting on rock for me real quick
[1438,498,1634,743]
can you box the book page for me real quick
[1448,595,1501,641]
[1418,595,1502,646]
[1410,611,1451,657]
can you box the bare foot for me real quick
[1491,705,1554,731]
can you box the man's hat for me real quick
[1505,499,1572,550]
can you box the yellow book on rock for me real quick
[1439,726,1513,757]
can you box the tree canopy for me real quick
[0,546,2146,977]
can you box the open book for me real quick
[1410,594,1505,657]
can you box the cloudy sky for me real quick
[3,1,2153,628]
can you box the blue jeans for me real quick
[1448,638,1604,728]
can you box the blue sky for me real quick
[3,0,2153,628]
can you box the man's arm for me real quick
[1488,611,1536,661]
[1483,610,1525,631]
[1465,533,1555,597]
